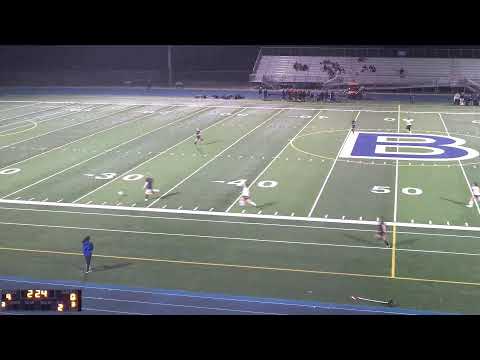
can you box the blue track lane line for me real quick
[0,275,455,315]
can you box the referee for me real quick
[82,236,94,274]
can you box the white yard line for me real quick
[148,109,284,208]
[1,198,479,232]
[2,107,209,199]
[0,106,174,172]
[0,104,130,150]
[438,113,480,215]
[72,107,246,203]
[394,105,400,222]
[307,111,361,217]
[225,109,324,213]
[0,104,70,124]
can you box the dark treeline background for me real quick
[0,46,260,71]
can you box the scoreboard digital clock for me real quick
[1,289,82,312]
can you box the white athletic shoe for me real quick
[466,204,473,208]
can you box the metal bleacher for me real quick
[250,54,480,89]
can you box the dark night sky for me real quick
[0,46,260,71]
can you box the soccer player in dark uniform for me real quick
[194,128,203,145]
[144,176,159,201]
[351,119,356,133]
[375,218,390,247]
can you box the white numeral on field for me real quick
[122,174,144,181]
[227,179,247,187]
[371,185,391,194]
[236,113,249,117]
[371,185,423,196]
[402,187,423,195]
[384,118,395,122]
[257,180,278,188]
[95,173,117,180]
[0,168,21,175]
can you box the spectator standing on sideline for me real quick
[82,236,94,274]
[263,88,268,100]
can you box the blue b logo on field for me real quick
[340,132,479,161]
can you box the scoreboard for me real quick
[1,289,82,312]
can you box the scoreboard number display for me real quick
[0,289,82,312]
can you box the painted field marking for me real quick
[0,104,133,150]
[308,111,361,217]
[73,107,246,204]
[0,101,41,114]
[0,105,172,173]
[148,109,284,208]
[1,107,210,200]
[6,100,480,116]
[438,113,480,216]
[4,244,480,288]
[84,295,279,315]
[0,103,70,125]
[1,217,480,253]
[226,110,325,213]
[1,198,480,232]
[391,105,401,279]
[83,307,148,315]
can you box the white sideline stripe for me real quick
[0,198,479,232]
[84,296,280,315]
[0,105,151,172]
[225,109,324,212]
[2,107,209,200]
[83,307,149,315]
[5,100,480,115]
[308,111,361,217]
[2,203,480,239]
[2,219,480,259]
[0,104,132,150]
[438,113,480,216]
[0,277,411,314]
[148,108,281,208]
[73,107,245,203]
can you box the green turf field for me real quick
[1,96,480,314]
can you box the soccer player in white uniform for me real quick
[238,183,257,207]
[466,182,480,208]
[194,128,204,145]
[144,176,160,201]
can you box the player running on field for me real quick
[351,119,356,133]
[144,176,160,201]
[194,128,204,145]
[466,182,480,208]
[406,122,413,133]
[238,183,257,207]
[375,217,390,247]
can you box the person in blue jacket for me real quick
[82,236,94,274]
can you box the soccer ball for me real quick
[118,191,125,196]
